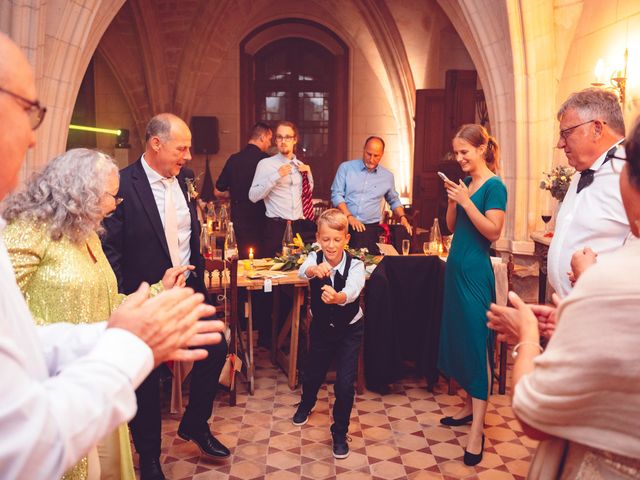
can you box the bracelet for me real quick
[512,341,543,359]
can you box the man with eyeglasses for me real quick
[102,113,230,480]
[548,87,630,298]
[249,120,316,256]
[0,32,224,479]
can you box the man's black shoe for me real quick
[177,427,231,458]
[139,457,165,480]
[332,432,350,459]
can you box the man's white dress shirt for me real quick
[249,152,314,220]
[547,143,630,297]
[141,155,192,270]
[0,218,153,478]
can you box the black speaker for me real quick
[190,116,219,154]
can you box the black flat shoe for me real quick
[463,434,484,466]
[440,413,473,426]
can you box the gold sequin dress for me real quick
[4,219,140,480]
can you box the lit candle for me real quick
[249,248,254,261]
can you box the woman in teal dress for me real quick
[437,124,507,466]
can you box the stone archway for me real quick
[6,0,126,178]
[437,0,558,248]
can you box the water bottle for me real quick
[225,221,238,259]
[282,220,293,256]
[429,218,443,255]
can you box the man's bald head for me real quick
[0,32,38,199]
[144,113,192,178]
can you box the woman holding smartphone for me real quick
[437,124,507,466]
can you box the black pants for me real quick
[129,274,228,459]
[264,217,316,258]
[349,223,382,255]
[300,319,364,435]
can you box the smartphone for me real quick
[437,171,451,183]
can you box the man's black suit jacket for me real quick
[102,159,208,299]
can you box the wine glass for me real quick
[541,207,552,233]
[402,239,410,255]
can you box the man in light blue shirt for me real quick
[331,136,412,253]
[249,120,316,256]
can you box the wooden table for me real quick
[531,231,552,304]
[211,266,309,391]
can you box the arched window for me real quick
[241,20,348,199]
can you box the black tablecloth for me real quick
[364,255,445,390]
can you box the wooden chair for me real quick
[171,257,240,410]
[490,255,512,395]
[312,199,331,219]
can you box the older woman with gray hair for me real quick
[1,148,191,480]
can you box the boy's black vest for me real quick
[309,251,360,331]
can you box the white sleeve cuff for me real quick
[86,328,154,389]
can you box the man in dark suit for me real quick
[214,122,272,258]
[102,113,229,480]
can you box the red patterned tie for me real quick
[301,171,314,221]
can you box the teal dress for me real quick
[438,176,507,400]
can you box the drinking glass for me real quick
[402,239,410,255]
[378,235,386,245]
[541,207,552,233]
[211,248,223,260]
[423,241,430,255]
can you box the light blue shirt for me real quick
[331,159,402,224]
[298,249,365,323]
[249,153,314,220]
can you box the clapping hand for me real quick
[568,247,597,286]
[108,283,222,366]
[530,293,560,340]
[487,291,540,344]
[162,265,195,289]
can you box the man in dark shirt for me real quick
[215,122,272,258]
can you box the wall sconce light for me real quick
[592,48,628,106]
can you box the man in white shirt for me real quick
[0,32,223,479]
[548,88,630,298]
[249,120,316,256]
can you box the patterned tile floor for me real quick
[137,347,537,479]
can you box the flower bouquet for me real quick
[539,165,575,202]
[270,234,318,271]
[270,234,382,271]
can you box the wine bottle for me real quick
[225,221,238,259]
[282,220,293,256]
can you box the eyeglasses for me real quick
[105,192,124,205]
[275,135,295,142]
[0,86,47,130]
[558,119,605,141]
